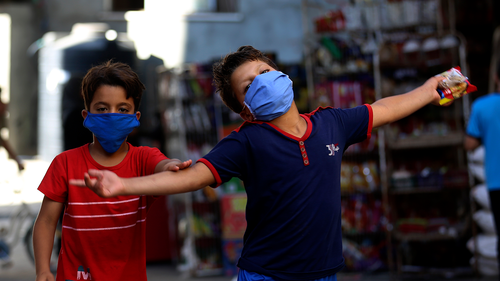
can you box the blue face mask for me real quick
[243,71,294,121]
[83,112,140,153]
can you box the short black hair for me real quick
[81,60,145,111]
[212,46,278,113]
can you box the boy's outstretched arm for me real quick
[371,76,445,128]
[155,158,193,173]
[69,162,215,198]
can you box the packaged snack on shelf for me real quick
[435,66,477,105]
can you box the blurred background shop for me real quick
[0,0,499,280]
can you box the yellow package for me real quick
[435,66,477,105]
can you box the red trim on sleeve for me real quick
[196,158,222,188]
[364,104,373,139]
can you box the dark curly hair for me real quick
[212,46,278,113]
[81,60,145,111]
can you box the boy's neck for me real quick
[270,103,307,138]
[89,142,129,167]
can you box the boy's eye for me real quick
[96,107,107,112]
[118,108,129,113]
[243,69,271,93]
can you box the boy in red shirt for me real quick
[33,61,191,281]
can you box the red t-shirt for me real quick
[38,143,168,281]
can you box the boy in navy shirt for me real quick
[71,46,446,281]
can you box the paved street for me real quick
[0,151,47,281]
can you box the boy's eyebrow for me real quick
[234,62,270,93]
[92,101,133,109]
[232,74,249,94]
[242,63,267,84]
[117,102,133,107]
[92,101,108,107]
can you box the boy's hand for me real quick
[36,271,55,281]
[161,159,193,172]
[69,169,124,198]
[426,76,453,106]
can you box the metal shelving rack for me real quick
[301,0,475,278]
[301,0,391,273]
[157,65,223,277]
[372,14,475,281]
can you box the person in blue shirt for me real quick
[465,61,500,276]
[71,46,446,281]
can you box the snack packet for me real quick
[435,66,477,105]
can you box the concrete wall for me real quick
[42,0,127,33]
[127,0,305,67]
[183,0,304,64]
[4,0,311,156]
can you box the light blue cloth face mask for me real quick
[83,112,140,153]
[243,71,294,121]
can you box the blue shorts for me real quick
[237,269,337,281]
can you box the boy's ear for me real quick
[239,108,254,121]
[135,111,141,120]
[81,109,88,119]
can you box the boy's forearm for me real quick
[123,162,214,196]
[154,158,193,173]
[33,219,56,274]
[371,77,440,128]
[33,198,62,276]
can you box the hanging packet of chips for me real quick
[435,66,477,105]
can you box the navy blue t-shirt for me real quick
[198,105,372,280]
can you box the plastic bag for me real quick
[471,184,491,210]
[467,234,498,258]
[435,66,477,105]
[473,209,496,234]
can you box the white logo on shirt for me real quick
[326,143,340,156]
[77,265,92,280]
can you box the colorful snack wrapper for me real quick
[435,66,477,105]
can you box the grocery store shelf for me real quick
[394,231,458,242]
[390,187,443,194]
[387,132,464,150]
